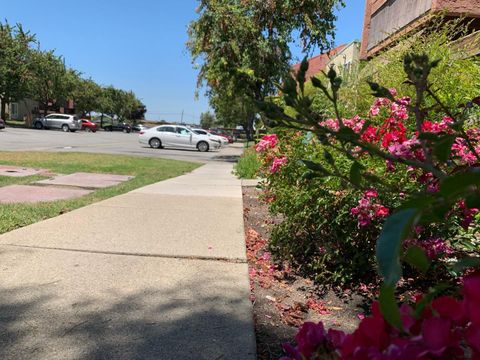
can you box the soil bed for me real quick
[243,186,363,360]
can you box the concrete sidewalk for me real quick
[0,162,255,359]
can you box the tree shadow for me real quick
[0,251,256,359]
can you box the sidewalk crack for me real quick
[0,244,247,264]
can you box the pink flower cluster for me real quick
[270,156,288,174]
[351,190,390,227]
[319,115,366,135]
[255,134,278,152]
[281,273,480,360]
[404,237,453,260]
[458,200,480,230]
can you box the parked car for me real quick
[139,125,221,152]
[210,130,234,144]
[33,114,82,132]
[0,118,5,130]
[81,119,97,132]
[191,128,228,146]
[102,122,131,133]
[132,124,149,132]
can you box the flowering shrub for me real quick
[281,273,480,360]
[350,190,390,227]
[254,87,478,287]
[255,53,480,357]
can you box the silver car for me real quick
[34,113,82,132]
[138,125,221,152]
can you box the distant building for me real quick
[325,41,361,78]
[0,98,77,121]
[361,0,480,59]
[291,44,347,80]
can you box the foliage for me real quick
[282,272,480,359]
[0,21,36,119]
[338,18,480,118]
[0,20,144,122]
[188,0,344,139]
[257,51,480,357]
[199,111,217,129]
[234,148,262,179]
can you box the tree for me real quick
[71,78,102,116]
[29,50,71,114]
[188,0,343,140]
[199,111,217,129]
[0,21,36,120]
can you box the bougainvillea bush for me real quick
[255,53,480,357]
[255,89,478,288]
[281,272,480,359]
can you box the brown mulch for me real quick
[242,186,364,360]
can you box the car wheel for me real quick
[34,122,43,130]
[62,124,70,132]
[149,138,162,149]
[197,141,209,152]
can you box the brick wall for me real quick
[361,0,480,58]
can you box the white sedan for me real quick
[139,125,221,152]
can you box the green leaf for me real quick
[414,283,450,317]
[349,162,363,187]
[376,209,418,285]
[440,172,480,198]
[466,192,480,209]
[404,246,430,273]
[301,160,328,174]
[367,81,394,100]
[397,195,434,210]
[433,135,455,162]
[311,76,325,90]
[323,150,335,166]
[418,132,440,141]
[452,256,480,273]
[336,126,360,141]
[379,285,402,330]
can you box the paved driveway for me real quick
[0,127,241,163]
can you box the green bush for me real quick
[234,148,261,179]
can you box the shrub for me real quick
[234,148,262,179]
[281,272,480,360]
[257,50,480,358]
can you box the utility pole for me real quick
[181,110,184,125]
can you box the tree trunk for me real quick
[0,99,6,121]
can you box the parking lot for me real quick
[0,127,242,163]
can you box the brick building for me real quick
[361,0,480,58]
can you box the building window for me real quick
[10,103,18,119]
[343,61,352,74]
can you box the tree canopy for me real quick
[188,0,344,137]
[0,20,145,123]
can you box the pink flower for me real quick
[375,205,390,217]
[364,189,378,198]
[254,134,278,152]
[269,156,288,174]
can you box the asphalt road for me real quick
[0,127,242,163]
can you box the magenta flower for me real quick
[270,156,288,174]
[254,134,278,152]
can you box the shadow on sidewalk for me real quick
[0,271,255,359]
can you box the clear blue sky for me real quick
[2,1,365,123]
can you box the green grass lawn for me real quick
[0,152,200,234]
